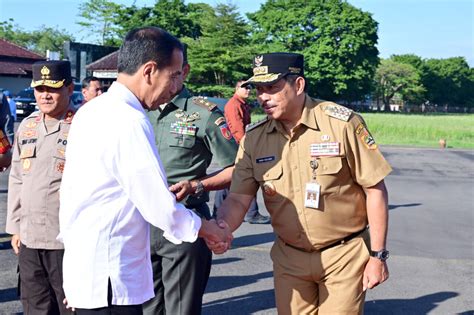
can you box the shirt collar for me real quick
[169,87,191,110]
[299,95,319,130]
[264,94,319,134]
[108,81,145,113]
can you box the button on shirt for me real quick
[230,96,392,251]
[58,82,201,309]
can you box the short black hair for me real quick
[82,76,100,89]
[284,74,308,92]
[117,27,184,75]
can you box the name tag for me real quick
[256,156,275,163]
[310,142,339,157]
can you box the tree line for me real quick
[1,0,473,110]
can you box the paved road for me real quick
[1,146,473,314]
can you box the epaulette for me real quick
[192,96,217,111]
[63,109,75,124]
[323,104,352,122]
[246,117,269,132]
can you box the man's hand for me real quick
[169,180,194,201]
[199,219,233,254]
[63,298,75,312]
[11,234,20,255]
[363,257,389,291]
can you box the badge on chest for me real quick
[170,122,197,136]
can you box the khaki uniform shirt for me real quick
[231,96,392,251]
[147,87,238,208]
[6,109,75,249]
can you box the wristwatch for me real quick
[192,180,204,198]
[370,249,390,261]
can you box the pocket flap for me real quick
[20,145,36,159]
[316,157,342,175]
[256,164,283,181]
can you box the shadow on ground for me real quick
[365,291,460,314]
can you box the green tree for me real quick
[77,0,121,45]
[183,3,254,97]
[112,0,200,40]
[423,57,473,109]
[248,0,379,102]
[390,54,427,104]
[373,59,424,111]
[1,18,74,57]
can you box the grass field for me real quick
[252,112,474,149]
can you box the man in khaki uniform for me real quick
[6,60,75,315]
[214,53,392,314]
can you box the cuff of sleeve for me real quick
[163,210,202,245]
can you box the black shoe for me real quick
[245,213,271,224]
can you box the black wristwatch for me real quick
[192,180,204,198]
[370,249,390,261]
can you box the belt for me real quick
[283,227,367,253]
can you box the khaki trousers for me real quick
[271,231,370,315]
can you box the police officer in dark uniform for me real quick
[143,50,238,314]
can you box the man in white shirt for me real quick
[58,27,231,314]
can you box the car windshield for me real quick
[17,88,35,99]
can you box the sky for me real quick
[1,0,472,66]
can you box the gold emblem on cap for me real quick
[253,66,268,75]
[254,55,263,67]
[263,181,276,196]
[40,66,51,80]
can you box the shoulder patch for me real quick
[324,104,352,122]
[246,117,269,132]
[192,96,217,111]
[214,116,226,126]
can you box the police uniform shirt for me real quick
[148,87,238,206]
[6,109,74,250]
[230,96,392,251]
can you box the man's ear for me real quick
[182,64,190,81]
[142,61,157,84]
[295,77,306,95]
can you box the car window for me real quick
[17,88,35,99]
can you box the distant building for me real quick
[63,41,117,83]
[0,39,45,94]
[86,50,118,90]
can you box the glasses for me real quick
[241,86,252,90]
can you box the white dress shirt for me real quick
[58,82,201,309]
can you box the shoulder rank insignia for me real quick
[324,104,352,122]
[192,96,217,111]
[63,110,75,124]
[246,117,269,132]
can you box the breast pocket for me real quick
[19,145,36,175]
[167,135,196,167]
[316,157,343,195]
[255,164,285,205]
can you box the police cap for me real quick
[31,60,72,89]
[242,52,304,87]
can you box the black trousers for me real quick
[142,203,212,315]
[18,244,72,315]
[75,280,142,315]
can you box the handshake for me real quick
[199,219,233,254]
